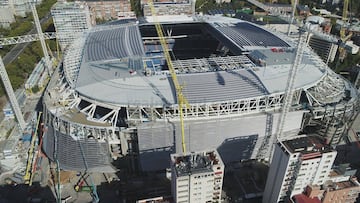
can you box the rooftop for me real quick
[60,15,345,108]
[171,150,222,177]
[282,136,332,154]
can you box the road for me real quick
[2,13,51,65]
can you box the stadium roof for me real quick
[70,15,329,106]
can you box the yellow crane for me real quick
[339,0,352,61]
[24,112,43,185]
[147,0,189,153]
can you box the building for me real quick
[41,15,359,172]
[263,136,337,203]
[304,16,339,64]
[171,150,224,203]
[84,0,135,21]
[0,0,42,17]
[293,164,360,203]
[25,57,48,91]
[142,0,194,17]
[296,5,310,17]
[51,1,92,51]
[0,8,15,28]
[307,34,338,64]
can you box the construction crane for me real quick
[255,0,307,161]
[0,1,52,131]
[24,112,42,185]
[147,0,189,153]
[30,3,52,75]
[0,32,56,46]
[270,30,307,160]
[338,0,352,61]
[0,57,26,130]
[287,0,297,36]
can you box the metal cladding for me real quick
[42,16,359,172]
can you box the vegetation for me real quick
[330,52,360,73]
[31,85,40,93]
[130,0,142,17]
[0,0,57,97]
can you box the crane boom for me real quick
[147,0,188,153]
[0,32,56,46]
[0,2,53,131]
[276,30,306,139]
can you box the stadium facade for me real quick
[42,15,359,172]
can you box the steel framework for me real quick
[0,56,26,130]
[0,32,57,46]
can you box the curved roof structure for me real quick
[60,16,351,108]
[43,15,359,172]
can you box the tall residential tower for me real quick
[171,150,224,203]
[51,1,92,51]
[263,136,337,203]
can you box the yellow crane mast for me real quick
[147,0,188,153]
[24,112,43,185]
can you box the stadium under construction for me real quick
[42,15,359,172]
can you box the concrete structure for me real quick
[0,0,41,17]
[171,150,224,203]
[263,136,337,203]
[25,57,48,91]
[51,1,92,51]
[0,8,15,28]
[84,0,135,21]
[345,41,360,55]
[41,15,359,172]
[307,34,338,64]
[142,0,193,17]
[293,165,360,203]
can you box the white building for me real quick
[171,150,224,203]
[1,0,42,17]
[51,1,92,51]
[0,7,15,28]
[263,135,337,203]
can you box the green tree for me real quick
[130,0,142,17]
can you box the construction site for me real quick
[0,0,359,202]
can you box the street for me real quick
[2,12,52,65]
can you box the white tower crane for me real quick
[0,57,27,129]
[30,2,52,75]
[0,2,53,131]
[275,29,307,141]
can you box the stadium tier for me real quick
[42,15,359,172]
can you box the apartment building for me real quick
[263,136,337,203]
[171,150,224,203]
